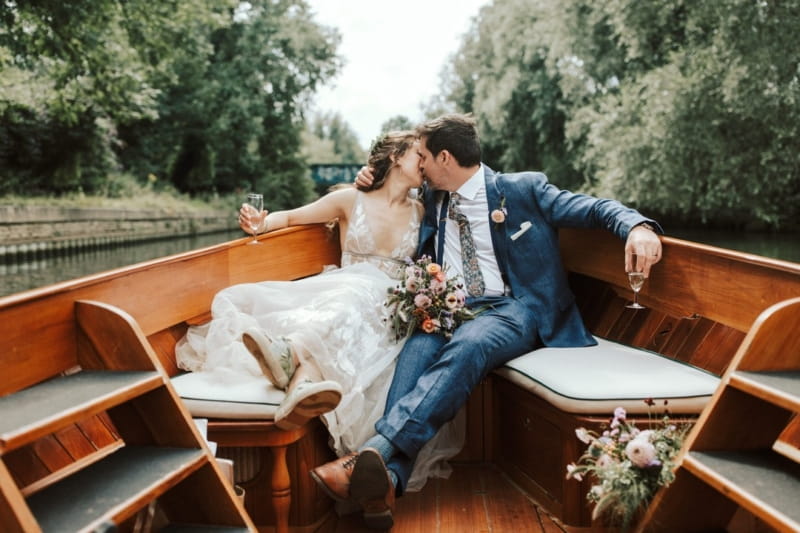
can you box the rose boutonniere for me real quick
[491,196,507,227]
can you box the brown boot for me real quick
[350,448,395,530]
[309,451,359,502]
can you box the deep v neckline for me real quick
[349,192,419,259]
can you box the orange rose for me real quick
[426,263,442,275]
[421,318,437,333]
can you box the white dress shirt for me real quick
[436,165,505,296]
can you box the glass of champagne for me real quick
[626,265,646,309]
[244,193,264,245]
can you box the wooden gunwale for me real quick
[2,224,799,532]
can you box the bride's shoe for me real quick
[242,327,295,389]
[275,379,342,431]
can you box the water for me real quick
[0,230,242,298]
[1,229,797,298]
[669,229,799,264]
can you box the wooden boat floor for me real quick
[327,462,569,533]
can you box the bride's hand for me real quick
[354,166,375,188]
[239,204,268,234]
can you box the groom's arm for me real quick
[520,172,663,276]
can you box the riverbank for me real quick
[0,205,237,259]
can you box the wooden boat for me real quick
[1,224,798,532]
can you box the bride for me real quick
[176,131,463,492]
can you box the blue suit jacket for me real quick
[416,166,659,348]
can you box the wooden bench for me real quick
[3,224,798,532]
[486,229,800,528]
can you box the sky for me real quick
[305,0,490,149]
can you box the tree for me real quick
[563,0,800,228]
[438,0,584,190]
[1,0,343,210]
[379,115,414,134]
[306,111,365,164]
[0,0,232,192]
[439,0,800,229]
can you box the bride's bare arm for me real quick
[256,188,356,233]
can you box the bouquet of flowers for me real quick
[565,400,689,529]
[385,255,480,340]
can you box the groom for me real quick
[310,114,663,528]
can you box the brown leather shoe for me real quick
[350,448,395,530]
[309,451,358,502]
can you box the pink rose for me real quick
[430,278,446,294]
[414,293,432,309]
[625,438,657,467]
[491,208,506,223]
[405,278,419,293]
[405,265,423,279]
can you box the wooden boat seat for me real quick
[495,336,720,415]
[489,229,800,529]
[3,224,799,532]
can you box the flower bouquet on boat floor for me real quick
[385,255,482,340]
[566,400,689,530]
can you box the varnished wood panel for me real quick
[560,229,800,334]
[438,465,491,531]
[569,271,749,377]
[147,325,187,377]
[53,425,96,460]
[228,225,340,286]
[3,446,49,488]
[30,436,72,473]
[0,225,340,396]
[76,416,119,450]
[331,463,567,533]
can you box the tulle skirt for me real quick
[176,261,463,491]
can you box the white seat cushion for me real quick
[494,337,720,414]
[171,371,284,420]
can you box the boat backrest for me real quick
[0,225,341,396]
[3,225,798,394]
[560,228,800,333]
[559,228,800,374]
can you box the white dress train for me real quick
[176,192,464,491]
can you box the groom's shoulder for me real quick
[491,168,549,186]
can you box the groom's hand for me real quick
[624,224,662,277]
[354,166,375,188]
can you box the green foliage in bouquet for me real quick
[566,401,689,529]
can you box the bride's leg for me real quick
[242,327,297,389]
[274,349,343,430]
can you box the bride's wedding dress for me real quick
[176,192,463,491]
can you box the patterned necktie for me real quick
[448,192,485,297]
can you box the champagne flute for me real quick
[626,260,646,309]
[244,193,264,245]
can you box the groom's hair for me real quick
[416,113,481,167]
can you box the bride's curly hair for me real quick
[357,130,417,192]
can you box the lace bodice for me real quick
[340,192,420,279]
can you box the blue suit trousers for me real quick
[375,295,540,493]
